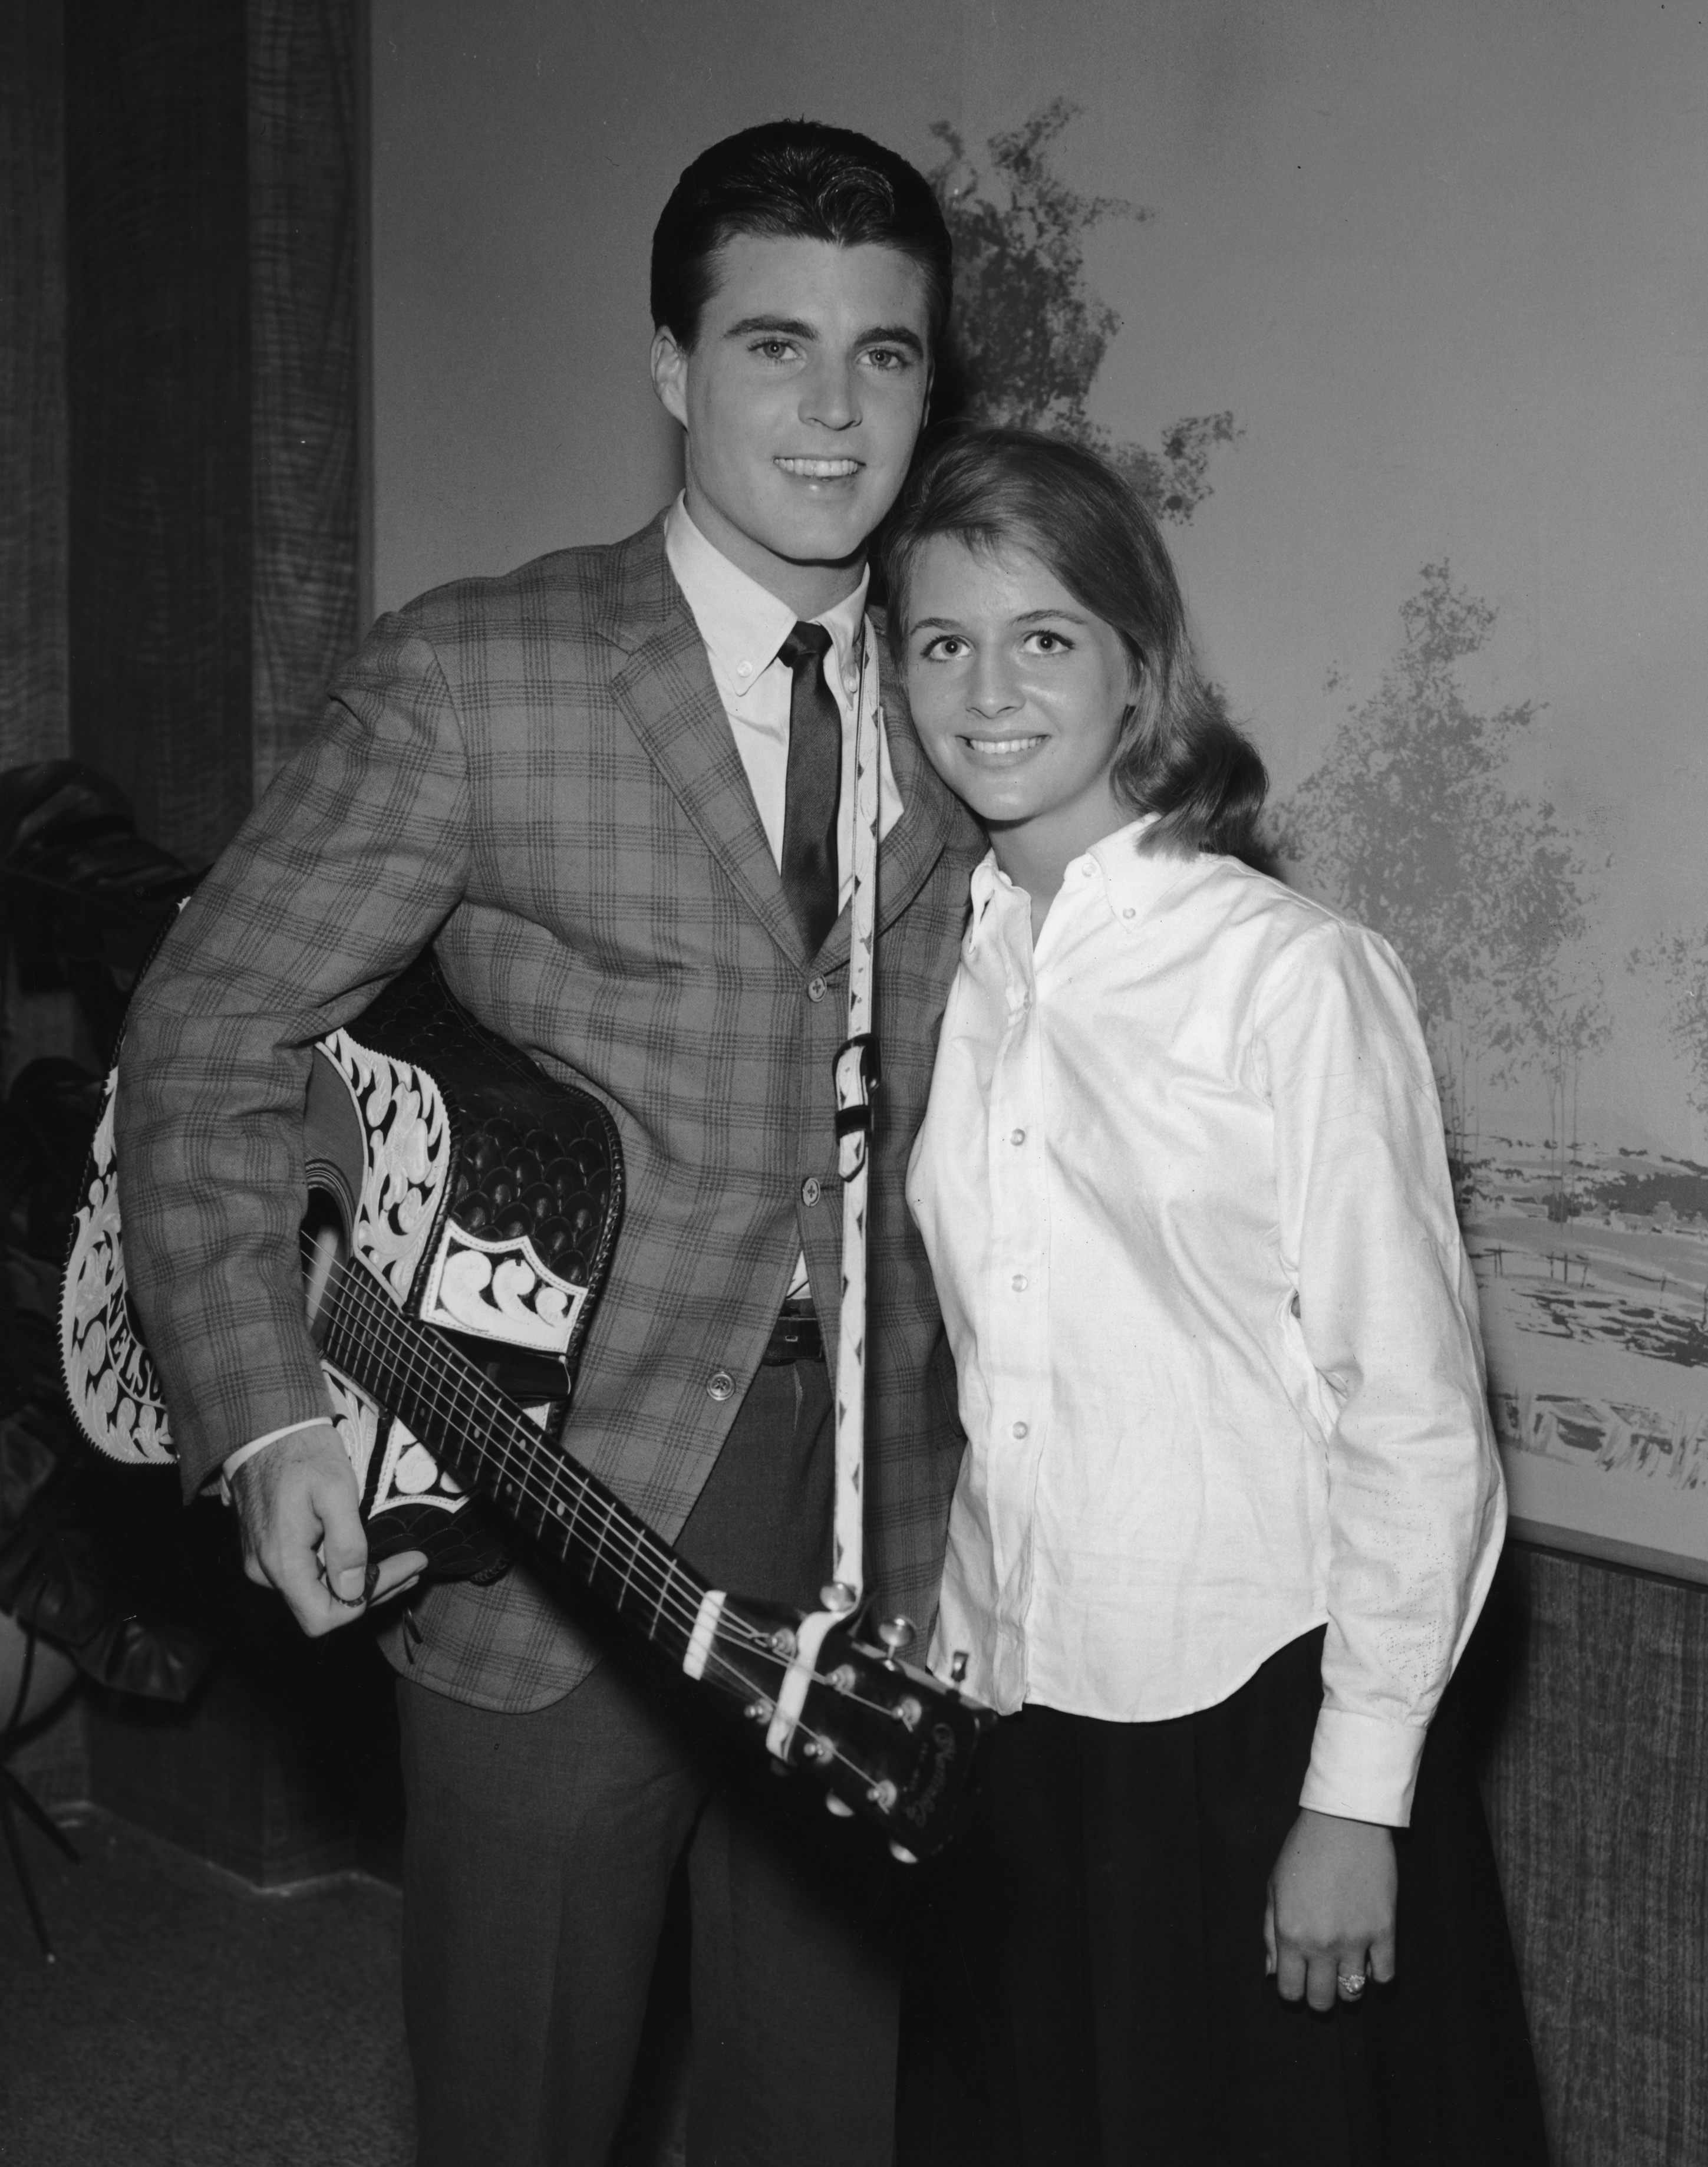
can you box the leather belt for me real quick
[761,1299,825,1366]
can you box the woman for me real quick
[889,429,1545,2166]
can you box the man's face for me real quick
[651,233,934,604]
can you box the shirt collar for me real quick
[967,815,1202,947]
[664,494,870,697]
[1088,816,1202,927]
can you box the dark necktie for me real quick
[779,621,842,956]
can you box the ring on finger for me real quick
[322,1562,379,1609]
[1336,1971,1367,2000]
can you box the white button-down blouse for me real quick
[906,819,1505,1827]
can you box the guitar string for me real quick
[321,1271,906,1722]
[322,1273,927,1789]
[327,1264,737,1628]
[321,1270,915,1743]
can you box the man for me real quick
[117,122,981,2166]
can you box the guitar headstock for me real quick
[713,1599,995,1860]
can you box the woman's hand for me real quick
[1264,1807,1397,2011]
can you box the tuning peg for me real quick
[819,1581,858,1613]
[949,1651,969,1686]
[876,1616,915,1662]
[825,1793,855,1819]
[889,1841,919,1865]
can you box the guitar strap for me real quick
[765,625,882,1763]
[829,624,882,1605]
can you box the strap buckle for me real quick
[833,1033,881,1176]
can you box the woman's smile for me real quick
[958,732,1050,763]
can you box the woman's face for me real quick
[902,535,1136,865]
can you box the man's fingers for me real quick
[1369,1928,1397,1985]
[368,1551,430,1606]
[227,1431,427,1634]
[317,1464,370,1603]
[230,1424,373,1636]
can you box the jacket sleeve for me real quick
[114,613,473,1494]
[1253,919,1506,1827]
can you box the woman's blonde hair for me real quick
[883,427,1268,861]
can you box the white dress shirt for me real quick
[907,819,1506,1827]
[663,495,902,907]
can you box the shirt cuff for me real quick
[216,1417,339,1503]
[1299,1707,1428,1828]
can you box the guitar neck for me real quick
[319,1260,725,1677]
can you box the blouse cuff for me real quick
[1299,1707,1428,1829]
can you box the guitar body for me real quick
[61,952,624,1578]
[60,951,994,1856]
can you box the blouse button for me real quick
[1011,1420,1029,1439]
[1011,1274,1028,1292]
[1008,1128,1026,1146]
[1122,906,1136,920]
[707,1370,736,1402]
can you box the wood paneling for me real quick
[248,0,361,793]
[1479,1547,1708,2166]
[0,0,68,772]
[64,2,253,865]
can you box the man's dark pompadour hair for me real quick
[650,120,952,351]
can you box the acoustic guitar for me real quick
[60,954,991,1859]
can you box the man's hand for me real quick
[230,1422,428,1637]
[1264,1807,1397,2013]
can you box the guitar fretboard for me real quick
[319,1260,742,1688]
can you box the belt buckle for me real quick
[764,1302,823,1366]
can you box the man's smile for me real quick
[773,455,863,479]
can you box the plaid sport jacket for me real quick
[114,515,986,1711]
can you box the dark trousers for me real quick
[400,1360,902,2167]
[901,1630,1548,2167]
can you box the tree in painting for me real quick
[1649,930,1708,1125]
[1277,563,1604,1208]
[928,100,1238,523]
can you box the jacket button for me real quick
[706,1370,735,1402]
[807,974,827,1002]
[802,1177,822,1206]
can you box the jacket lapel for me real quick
[605,525,810,966]
[601,521,980,973]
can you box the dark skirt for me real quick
[898,1629,1547,2167]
